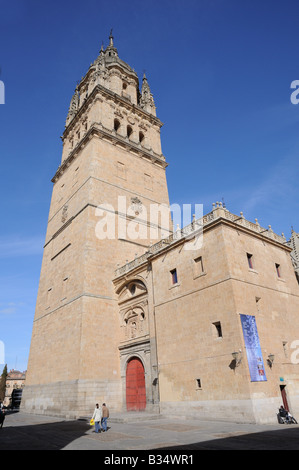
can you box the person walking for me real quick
[92,403,102,433]
[101,403,109,432]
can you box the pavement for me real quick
[0,410,299,453]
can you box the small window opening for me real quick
[247,253,254,269]
[194,256,204,275]
[170,268,178,285]
[275,263,281,278]
[196,378,202,388]
[255,296,261,314]
[139,131,145,143]
[114,119,120,132]
[144,173,152,191]
[130,284,136,295]
[127,125,133,138]
[117,161,126,179]
[123,82,127,90]
[213,321,223,338]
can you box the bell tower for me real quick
[22,34,171,418]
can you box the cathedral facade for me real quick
[22,35,299,424]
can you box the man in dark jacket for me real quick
[102,403,109,432]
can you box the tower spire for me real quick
[105,28,118,58]
[109,28,114,47]
[140,73,156,116]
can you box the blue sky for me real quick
[0,0,298,372]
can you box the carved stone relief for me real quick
[61,205,68,224]
[121,305,148,341]
[117,279,148,343]
[130,197,143,216]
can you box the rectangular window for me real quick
[194,256,204,276]
[72,166,79,188]
[117,161,126,180]
[144,173,153,191]
[58,183,65,203]
[247,253,254,269]
[61,277,69,302]
[275,263,281,278]
[196,378,202,389]
[213,321,223,338]
[255,296,261,314]
[170,268,178,285]
[46,287,52,310]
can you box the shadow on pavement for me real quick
[1,412,299,450]
[156,426,299,450]
[0,418,91,450]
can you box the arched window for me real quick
[127,125,133,139]
[114,119,120,132]
[130,284,136,295]
[117,279,147,303]
[139,131,144,144]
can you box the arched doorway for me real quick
[126,357,146,411]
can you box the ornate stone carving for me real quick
[139,74,156,116]
[114,108,124,119]
[61,205,68,223]
[130,197,143,216]
[127,116,135,125]
[66,87,80,126]
[122,306,147,340]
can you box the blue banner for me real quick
[240,314,267,382]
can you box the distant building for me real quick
[4,370,26,407]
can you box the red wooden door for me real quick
[126,358,146,411]
[280,385,289,411]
